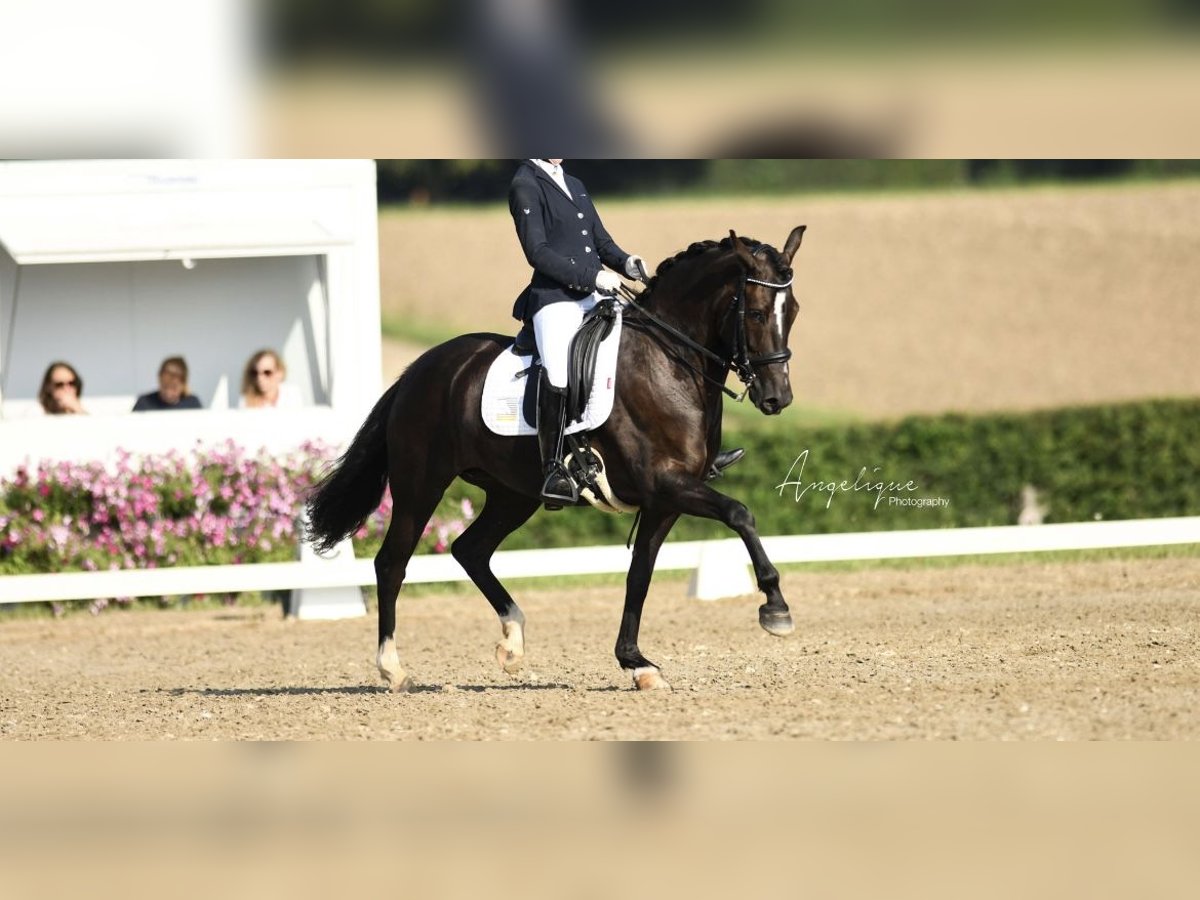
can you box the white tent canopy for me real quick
[0,160,382,472]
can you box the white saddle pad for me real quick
[481,307,623,437]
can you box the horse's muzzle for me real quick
[750,378,791,416]
[748,386,787,417]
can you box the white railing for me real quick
[2,517,1198,607]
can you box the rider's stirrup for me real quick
[541,462,578,509]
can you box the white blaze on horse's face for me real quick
[774,290,789,374]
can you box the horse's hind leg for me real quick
[616,509,680,690]
[375,478,453,692]
[450,485,540,675]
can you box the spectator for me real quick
[239,349,301,409]
[38,361,87,415]
[132,356,203,412]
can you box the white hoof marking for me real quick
[377,638,411,690]
[495,621,525,674]
[633,666,672,691]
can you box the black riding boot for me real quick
[538,381,579,510]
[706,447,745,481]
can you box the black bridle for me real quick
[727,272,795,388]
[619,270,794,402]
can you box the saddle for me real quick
[514,297,619,429]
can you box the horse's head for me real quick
[728,225,805,415]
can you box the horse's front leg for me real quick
[616,509,680,690]
[659,476,794,636]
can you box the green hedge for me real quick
[458,398,1200,550]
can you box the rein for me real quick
[618,271,794,402]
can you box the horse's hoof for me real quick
[387,675,416,694]
[377,639,414,690]
[496,643,524,675]
[759,607,795,637]
[495,621,525,674]
[633,667,672,691]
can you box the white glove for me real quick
[595,269,623,294]
[625,255,649,281]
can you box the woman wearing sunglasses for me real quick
[239,349,301,409]
[37,361,87,415]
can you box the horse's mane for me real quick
[641,236,792,300]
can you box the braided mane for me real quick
[643,236,792,297]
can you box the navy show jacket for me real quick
[508,160,630,322]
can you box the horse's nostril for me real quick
[762,398,780,414]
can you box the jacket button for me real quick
[585,247,592,253]
[577,212,584,219]
[581,229,588,235]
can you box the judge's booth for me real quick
[0,160,383,474]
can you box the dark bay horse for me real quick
[307,226,806,691]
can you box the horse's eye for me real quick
[748,309,766,324]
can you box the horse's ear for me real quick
[782,225,807,264]
[729,229,755,269]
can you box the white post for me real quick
[686,540,756,602]
[287,511,367,620]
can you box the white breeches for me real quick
[533,293,599,388]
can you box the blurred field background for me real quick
[377,162,1200,423]
[259,1,1200,157]
[6,2,1200,158]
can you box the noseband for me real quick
[619,267,794,402]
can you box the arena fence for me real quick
[2,517,1198,614]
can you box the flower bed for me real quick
[0,441,474,612]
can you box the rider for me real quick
[509,159,743,509]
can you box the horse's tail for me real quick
[306,378,402,554]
